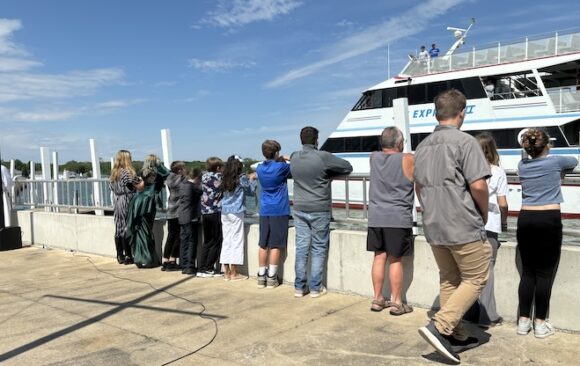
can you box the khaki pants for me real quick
[431,240,492,338]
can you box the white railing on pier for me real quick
[12,178,114,212]
[402,30,580,77]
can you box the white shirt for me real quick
[486,165,508,233]
[418,50,429,60]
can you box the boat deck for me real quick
[402,30,580,77]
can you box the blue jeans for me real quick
[293,210,331,292]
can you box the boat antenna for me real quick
[442,17,475,59]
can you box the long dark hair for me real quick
[221,155,244,192]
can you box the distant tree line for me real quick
[1,157,259,178]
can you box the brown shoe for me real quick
[389,303,413,316]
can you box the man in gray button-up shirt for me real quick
[415,89,492,363]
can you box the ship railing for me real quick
[546,87,580,113]
[402,29,580,77]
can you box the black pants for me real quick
[199,213,223,272]
[180,222,199,270]
[163,218,181,260]
[517,210,562,320]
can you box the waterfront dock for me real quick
[1,246,580,366]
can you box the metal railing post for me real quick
[344,176,350,219]
[29,161,36,208]
[40,147,52,212]
[89,139,104,215]
[52,151,60,212]
[525,37,529,59]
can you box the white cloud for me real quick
[0,57,42,72]
[0,19,28,56]
[94,99,145,109]
[230,122,304,136]
[0,68,125,103]
[198,0,302,28]
[266,0,466,88]
[188,58,255,72]
[0,98,144,123]
[0,18,130,124]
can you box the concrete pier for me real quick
[1,246,580,365]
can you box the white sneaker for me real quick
[310,286,327,298]
[517,318,532,335]
[534,321,555,339]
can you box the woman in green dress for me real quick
[126,154,170,268]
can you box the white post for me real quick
[40,147,52,212]
[498,42,501,64]
[9,159,16,204]
[161,129,173,208]
[525,37,529,59]
[90,139,104,215]
[9,159,15,178]
[110,156,115,204]
[29,161,36,208]
[161,129,173,166]
[472,47,476,67]
[555,32,559,55]
[393,98,418,234]
[52,152,60,212]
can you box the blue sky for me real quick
[1,0,579,163]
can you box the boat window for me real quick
[562,120,580,146]
[322,125,572,154]
[409,84,427,105]
[321,136,381,153]
[483,71,542,100]
[344,137,361,151]
[426,81,448,102]
[352,90,383,110]
[320,138,344,153]
[411,133,432,150]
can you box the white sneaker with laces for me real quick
[517,318,532,335]
[534,321,554,339]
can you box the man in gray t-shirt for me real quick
[415,90,492,363]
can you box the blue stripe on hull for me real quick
[336,112,580,132]
[334,148,580,159]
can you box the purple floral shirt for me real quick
[201,171,222,214]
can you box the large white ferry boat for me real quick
[320,22,580,217]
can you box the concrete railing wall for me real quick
[16,210,580,332]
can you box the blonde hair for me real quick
[142,154,161,177]
[110,150,136,182]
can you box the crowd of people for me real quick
[108,89,577,364]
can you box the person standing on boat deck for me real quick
[109,150,140,265]
[367,127,415,316]
[256,140,291,289]
[418,45,429,63]
[464,133,508,327]
[429,43,440,58]
[220,155,257,281]
[290,126,353,298]
[126,154,170,268]
[178,168,203,276]
[415,89,492,364]
[198,157,224,278]
[516,129,578,339]
[161,161,186,272]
